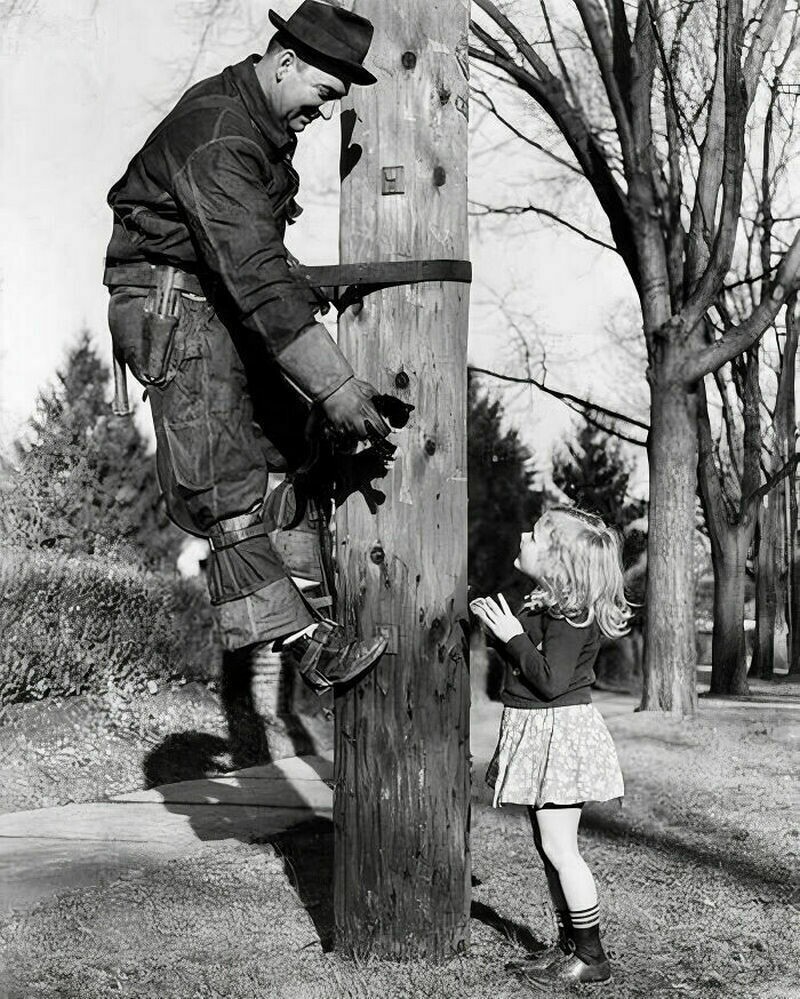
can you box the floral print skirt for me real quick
[486,704,624,808]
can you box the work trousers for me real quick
[109,288,315,650]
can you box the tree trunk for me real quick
[759,299,798,679]
[790,474,800,677]
[709,525,753,694]
[753,492,789,678]
[785,330,799,678]
[333,0,471,959]
[640,374,699,715]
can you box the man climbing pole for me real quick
[103,1,395,715]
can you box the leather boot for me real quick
[506,928,574,974]
[525,951,612,987]
[287,620,387,693]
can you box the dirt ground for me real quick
[1,682,798,999]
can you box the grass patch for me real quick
[1,694,798,997]
[0,680,334,813]
[0,682,229,812]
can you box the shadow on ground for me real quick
[268,817,336,949]
[142,648,321,787]
[469,899,547,953]
[140,650,336,939]
[259,823,549,954]
[217,648,317,769]
[581,804,796,899]
[142,731,231,787]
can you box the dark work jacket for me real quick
[105,55,316,357]
[495,609,602,709]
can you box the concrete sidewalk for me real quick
[0,754,336,918]
[2,687,792,921]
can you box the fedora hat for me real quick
[269,1,377,86]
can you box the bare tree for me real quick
[750,298,799,680]
[698,306,799,696]
[786,299,800,679]
[469,0,800,715]
[696,16,800,694]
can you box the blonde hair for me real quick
[523,506,633,639]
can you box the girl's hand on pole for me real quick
[469,594,524,644]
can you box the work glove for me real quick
[288,434,395,525]
[322,378,392,441]
[333,441,396,514]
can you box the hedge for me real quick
[0,545,219,707]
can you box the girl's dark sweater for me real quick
[495,608,602,708]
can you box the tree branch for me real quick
[682,1,748,325]
[648,0,688,300]
[473,0,556,80]
[574,0,636,167]
[697,379,731,545]
[742,0,788,101]
[768,291,798,464]
[470,86,583,176]
[607,0,634,117]
[629,1,657,172]
[570,407,647,448]
[624,1,671,331]
[739,346,763,518]
[723,265,779,292]
[688,228,800,378]
[539,0,582,111]
[759,77,777,296]
[468,199,619,253]
[685,3,731,295]
[743,453,800,509]
[469,6,640,285]
[467,365,649,431]
[712,365,744,485]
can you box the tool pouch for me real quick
[140,267,182,386]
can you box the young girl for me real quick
[470,506,631,987]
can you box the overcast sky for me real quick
[0,0,644,488]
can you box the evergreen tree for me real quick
[468,377,543,599]
[552,419,645,534]
[552,419,648,691]
[4,331,180,567]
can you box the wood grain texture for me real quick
[333,0,472,959]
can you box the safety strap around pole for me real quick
[109,258,472,415]
[294,258,472,314]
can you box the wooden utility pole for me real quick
[333,0,472,959]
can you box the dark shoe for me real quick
[525,953,612,987]
[290,620,387,694]
[506,940,572,974]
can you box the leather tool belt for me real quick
[104,261,206,298]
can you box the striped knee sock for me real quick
[569,903,606,965]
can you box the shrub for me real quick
[0,545,219,707]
